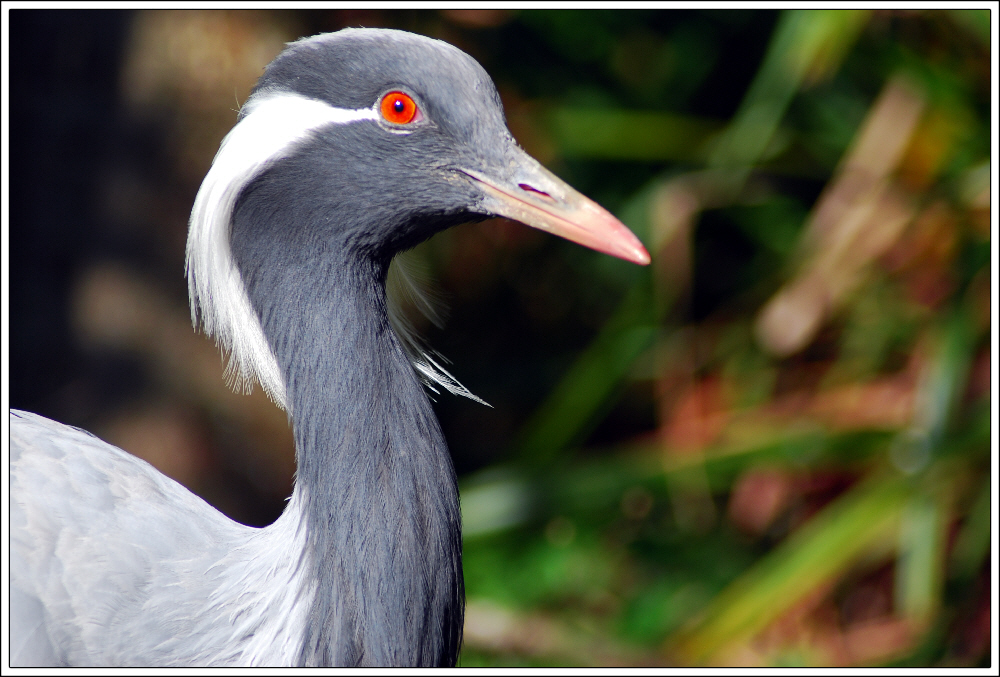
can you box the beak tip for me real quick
[617,238,651,266]
[632,246,652,266]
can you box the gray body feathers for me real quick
[10,410,310,666]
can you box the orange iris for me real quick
[379,91,418,125]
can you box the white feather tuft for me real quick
[387,254,490,406]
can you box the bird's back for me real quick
[8,410,297,666]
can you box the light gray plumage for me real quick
[11,410,307,665]
[9,27,649,667]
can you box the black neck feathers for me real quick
[230,169,464,667]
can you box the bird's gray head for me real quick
[185,28,649,410]
[241,29,519,255]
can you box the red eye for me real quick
[380,91,418,125]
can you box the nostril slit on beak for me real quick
[518,183,552,199]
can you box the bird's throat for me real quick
[233,247,463,667]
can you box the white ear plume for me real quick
[186,93,377,410]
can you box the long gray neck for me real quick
[230,229,463,666]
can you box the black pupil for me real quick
[393,99,405,113]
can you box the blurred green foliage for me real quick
[443,8,992,667]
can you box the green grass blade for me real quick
[668,471,913,665]
[708,10,870,181]
[895,493,947,628]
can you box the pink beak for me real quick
[462,155,650,266]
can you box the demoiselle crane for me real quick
[9,28,650,667]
